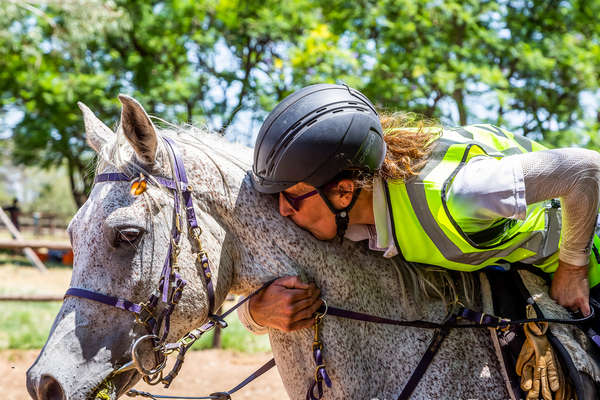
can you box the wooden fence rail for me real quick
[0,239,71,250]
[0,295,63,302]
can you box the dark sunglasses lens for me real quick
[282,192,300,211]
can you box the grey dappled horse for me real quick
[26,96,508,399]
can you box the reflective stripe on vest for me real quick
[386,124,562,272]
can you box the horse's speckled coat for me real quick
[27,97,509,400]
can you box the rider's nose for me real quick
[37,374,66,400]
[279,193,296,217]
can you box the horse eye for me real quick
[115,228,142,246]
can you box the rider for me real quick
[238,83,600,334]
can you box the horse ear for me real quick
[118,94,158,165]
[77,101,113,153]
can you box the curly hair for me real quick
[354,112,442,190]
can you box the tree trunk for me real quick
[453,88,467,126]
[67,158,88,208]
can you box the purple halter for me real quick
[64,136,217,386]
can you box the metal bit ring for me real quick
[131,334,167,376]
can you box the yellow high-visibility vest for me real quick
[384,124,600,286]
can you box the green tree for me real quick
[316,0,600,146]
[0,0,320,206]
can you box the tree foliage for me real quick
[1,0,599,207]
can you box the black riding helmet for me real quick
[252,83,386,239]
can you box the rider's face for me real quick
[279,183,338,240]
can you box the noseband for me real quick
[65,136,221,387]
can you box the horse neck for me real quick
[174,131,287,294]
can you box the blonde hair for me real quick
[375,112,442,181]
[355,112,442,189]
[327,113,475,309]
[369,113,475,310]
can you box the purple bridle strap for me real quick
[163,137,199,230]
[163,137,214,312]
[94,172,186,191]
[65,287,142,314]
[90,137,215,315]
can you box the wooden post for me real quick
[0,207,48,272]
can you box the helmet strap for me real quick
[317,187,362,243]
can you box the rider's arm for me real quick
[449,147,600,315]
[237,300,269,335]
[519,148,600,266]
[449,148,600,266]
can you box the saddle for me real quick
[481,267,600,400]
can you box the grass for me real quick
[0,301,63,350]
[0,301,271,352]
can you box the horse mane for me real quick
[93,117,477,316]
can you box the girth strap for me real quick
[396,321,454,400]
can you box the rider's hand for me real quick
[248,276,323,332]
[550,259,591,316]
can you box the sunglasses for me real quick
[281,189,319,211]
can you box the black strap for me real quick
[396,321,453,400]
[321,304,592,330]
[127,359,277,400]
[317,187,362,242]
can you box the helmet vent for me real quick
[332,109,344,114]
[316,107,328,113]
[305,119,318,127]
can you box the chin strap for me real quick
[317,187,362,243]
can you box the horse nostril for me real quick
[38,375,66,400]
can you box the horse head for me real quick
[26,95,243,399]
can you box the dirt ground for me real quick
[1,349,288,400]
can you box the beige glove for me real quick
[516,305,572,400]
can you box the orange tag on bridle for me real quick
[130,175,147,196]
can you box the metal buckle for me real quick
[209,314,228,329]
[192,227,205,253]
[315,299,328,322]
[314,364,326,382]
[192,226,203,240]
[496,318,512,332]
[135,303,155,327]
[170,284,184,304]
[175,213,182,233]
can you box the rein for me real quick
[63,136,594,400]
